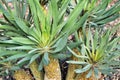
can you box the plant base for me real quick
[13,69,32,80]
[44,57,61,80]
[30,61,44,80]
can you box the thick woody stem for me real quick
[13,69,32,80]
[44,57,61,80]
[30,61,44,80]
[66,49,80,80]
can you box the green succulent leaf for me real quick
[28,0,40,31]
[58,0,71,20]
[100,68,115,75]
[0,25,16,31]
[29,53,41,64]
[94,68,99,78]
[38,61,43,71]
[50,0,58,29]
[75,64,92,73]
[52,53,71,60]
[43,52,49,66]
[62,0,87,33]
[67,42,82,49]
[14,18,29,34]
[0,40,18,44]
[67,46,88,58]
[86,69,92,78]
[17,55,32,65]
[6,46,34,50]
[12,37,35,45]
[53,34,68,52]
[0,2,14,23]
[66,61,88,65]
[0,53,27,63]
[0,50,25,57]
[10,66,20,71]
[38,52,49,71]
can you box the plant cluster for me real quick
[0,0,120,80]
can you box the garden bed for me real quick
[0,0,120,80]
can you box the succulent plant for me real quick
[67,26,120,79]
[0,0,120,80]
[0,0,90,79]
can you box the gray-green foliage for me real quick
[0,0,90,71]
[67,26,120,78]
[0,0,120,78]
[69,0,120,27]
